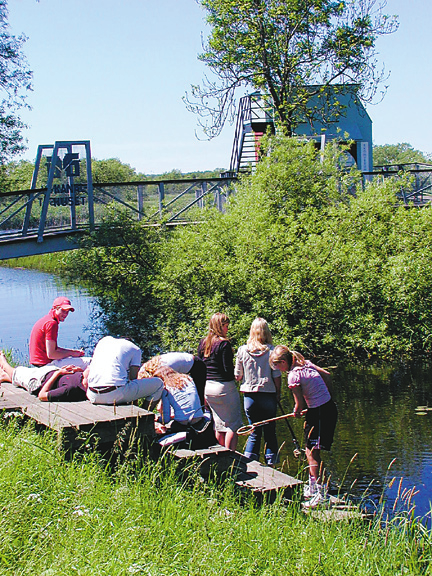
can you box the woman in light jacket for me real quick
[235,318,281,465]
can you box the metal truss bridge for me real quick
[1,132,431,261]
[0,176,236,260]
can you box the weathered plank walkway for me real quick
[172,445,303,500]
[0,382,155,451]
[1,383,367,516]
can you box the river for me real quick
[0,265,431,522]
[0,266,98,364]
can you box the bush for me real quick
[155,136,432,360]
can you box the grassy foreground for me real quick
[0,419,431,575]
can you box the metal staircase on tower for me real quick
[225,92,275,176]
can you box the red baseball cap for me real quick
[52,297,75,312]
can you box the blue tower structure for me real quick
[228,85,372,175]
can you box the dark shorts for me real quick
[304,399,338,451]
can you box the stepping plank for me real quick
[172,446,302,497]
[232,454,303,493]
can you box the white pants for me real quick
[87,377,164,405]
[13,365,57,394]
[47,357,92,370]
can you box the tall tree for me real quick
[373,143,431,167]
[0,0,32,164]
[186,0,398,138]
[91,158,138,183]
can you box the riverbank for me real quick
[1,252,66,274]
[1,420,430,575]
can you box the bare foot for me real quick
[0,351,8,370]
[0,367,11,383]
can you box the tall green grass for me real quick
[1,252,67,273]
[0,419,430,575]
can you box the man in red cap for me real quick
[29,296,86,367]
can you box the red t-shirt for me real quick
[29,310,59,366]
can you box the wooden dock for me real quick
[0,382,155,452]
[172,445,303,501]
[1,383,367,516]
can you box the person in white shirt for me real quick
[86,336,163,406]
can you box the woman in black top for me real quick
[197,313,243,450]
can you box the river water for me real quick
[0,265,431,522]
[0,266,98,364]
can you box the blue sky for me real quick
[8,0,432,174]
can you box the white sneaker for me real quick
[303,483,316,499]
[303,482,323,499]
[303,488,329,509]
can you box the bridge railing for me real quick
[0,185,93,241]
[0,176,237,244]
[92,177,236,224]
[363,166,432,206]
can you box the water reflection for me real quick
[269,362,432,521]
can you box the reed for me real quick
[1,252,66,273]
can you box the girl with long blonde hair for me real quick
[234,318,281,465]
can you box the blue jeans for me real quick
[243,392,278,465]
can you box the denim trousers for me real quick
[243,392,278,465]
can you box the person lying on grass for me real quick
[0,350,88,402]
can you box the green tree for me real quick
[373,143,431,167]
[186,0,398,138]
[63,210,166,357]
[2,158,34,191]
[59,139,432,360]
[155,136,360,354]
[155,135,432,360]
[0,0,32,163]
[91,158,139,183]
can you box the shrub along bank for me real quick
[154,137,432,360]
[9,136,432,361]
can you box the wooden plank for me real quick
[0,388,27,411]
[0,382,156,455]
[51,399,147,425]
[172,446,302,494]
[0,382,155,437]
[232,455,303,493]
[174,445,229,458]
[304,496,372,521]
[24,402,95,428]
[1,383,39,407]
[0,384,95,427]
[1,382,151,418]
